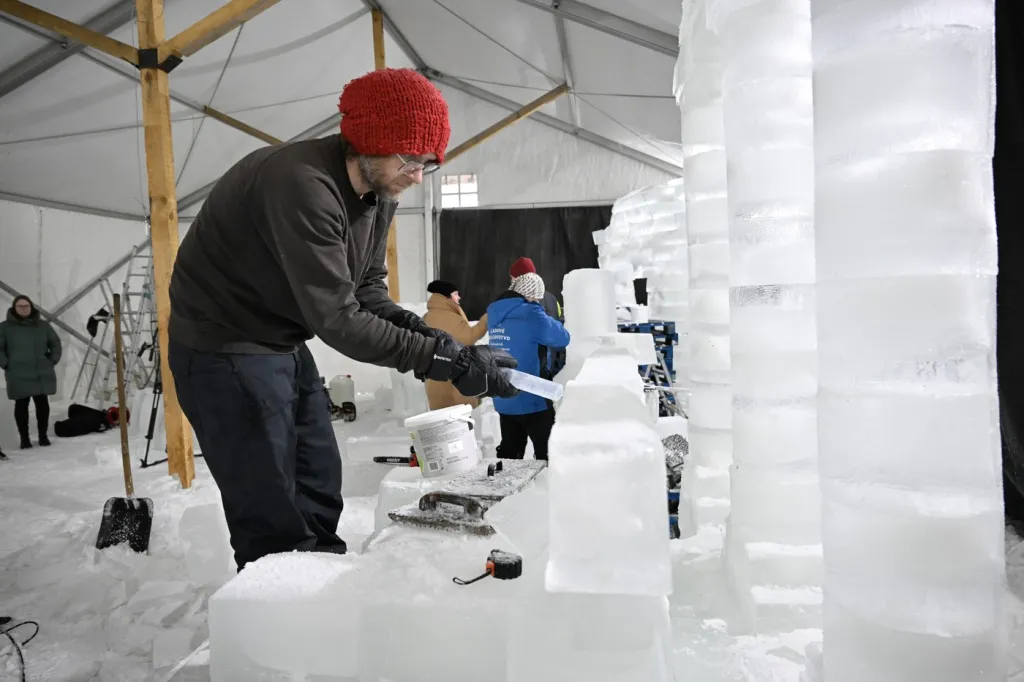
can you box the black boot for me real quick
[14,400,31,449]
[38,433,51,447]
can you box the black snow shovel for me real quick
[95,293,154,554]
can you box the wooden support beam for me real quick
[372,9,386,69]
[0,0,139,64]
[444,83,569,164]
[203,106,282,145]
[372,8,401,300]
[159,0,283,62]
[136,0,195,489]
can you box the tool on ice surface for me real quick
[371,445,419,466]
[95,294,154,554]
[453,549,524,585]
[373,455,414,465]
[388,459,546,534]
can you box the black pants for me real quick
[14,395,49,441]
[168,340,345,570]
[497,407,556,461]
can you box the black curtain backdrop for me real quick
[438,205,611,320]
[996,0,1024,530]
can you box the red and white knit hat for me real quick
[338,68,451,162]
[511,272,545,301]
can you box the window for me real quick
[440,173,479,208]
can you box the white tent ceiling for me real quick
[0,0,683,221]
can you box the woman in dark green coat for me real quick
[0,296,62,448]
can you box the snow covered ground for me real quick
[1,401,1023,681]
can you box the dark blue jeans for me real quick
[168,340,345,570]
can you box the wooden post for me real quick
[372,8,401,301]
[112,293,134,498]
[136,0,195,488]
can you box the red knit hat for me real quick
[509,257,536,278]
[338,68,451,162]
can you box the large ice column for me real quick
[714,0,821,631]
[642,180,689,379]
[813,1,1005,680]
[676,0,732,529]
[603,181,689,327]
[600,182,689,387]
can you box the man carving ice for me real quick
[167,68,518,570]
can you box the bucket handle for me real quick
[451,414,475,432]
[418,492,485,520]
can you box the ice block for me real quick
[208,553,362,681]
[714,0,822,631]
[676,0,733,531]
[546,419,672,596]
[813,0,1004,678]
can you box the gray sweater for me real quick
[169,135,434,375]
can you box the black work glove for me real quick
[387,308,449,341]
[424,334,520,399]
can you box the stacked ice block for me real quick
[555,268,619,384]
[529,352,674,681]
[209,553,362,681]
[714,0,822,631]
[599,180,689,331]
[675,0,733,529]
[813,0,1005,679]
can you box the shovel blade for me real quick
[96,496,154,553]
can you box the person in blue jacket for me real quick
[487,272,570,461]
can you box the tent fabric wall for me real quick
[0,198,146,446]
[0,0,682,218]
[437,205,610,321]
[438,86,676,206]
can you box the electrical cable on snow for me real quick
[1,620,40,682]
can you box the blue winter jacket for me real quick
[487,291,571,416]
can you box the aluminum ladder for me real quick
[69,242,158,406]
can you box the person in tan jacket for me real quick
[423,280,489,409]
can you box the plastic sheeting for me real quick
[437,205,608,321]
[996,0,1024,532]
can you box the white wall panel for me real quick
[0,198,146,447]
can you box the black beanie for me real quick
[427,280,459,298]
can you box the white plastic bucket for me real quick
[404,404,480,478]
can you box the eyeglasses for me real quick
[397,155,440,176]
